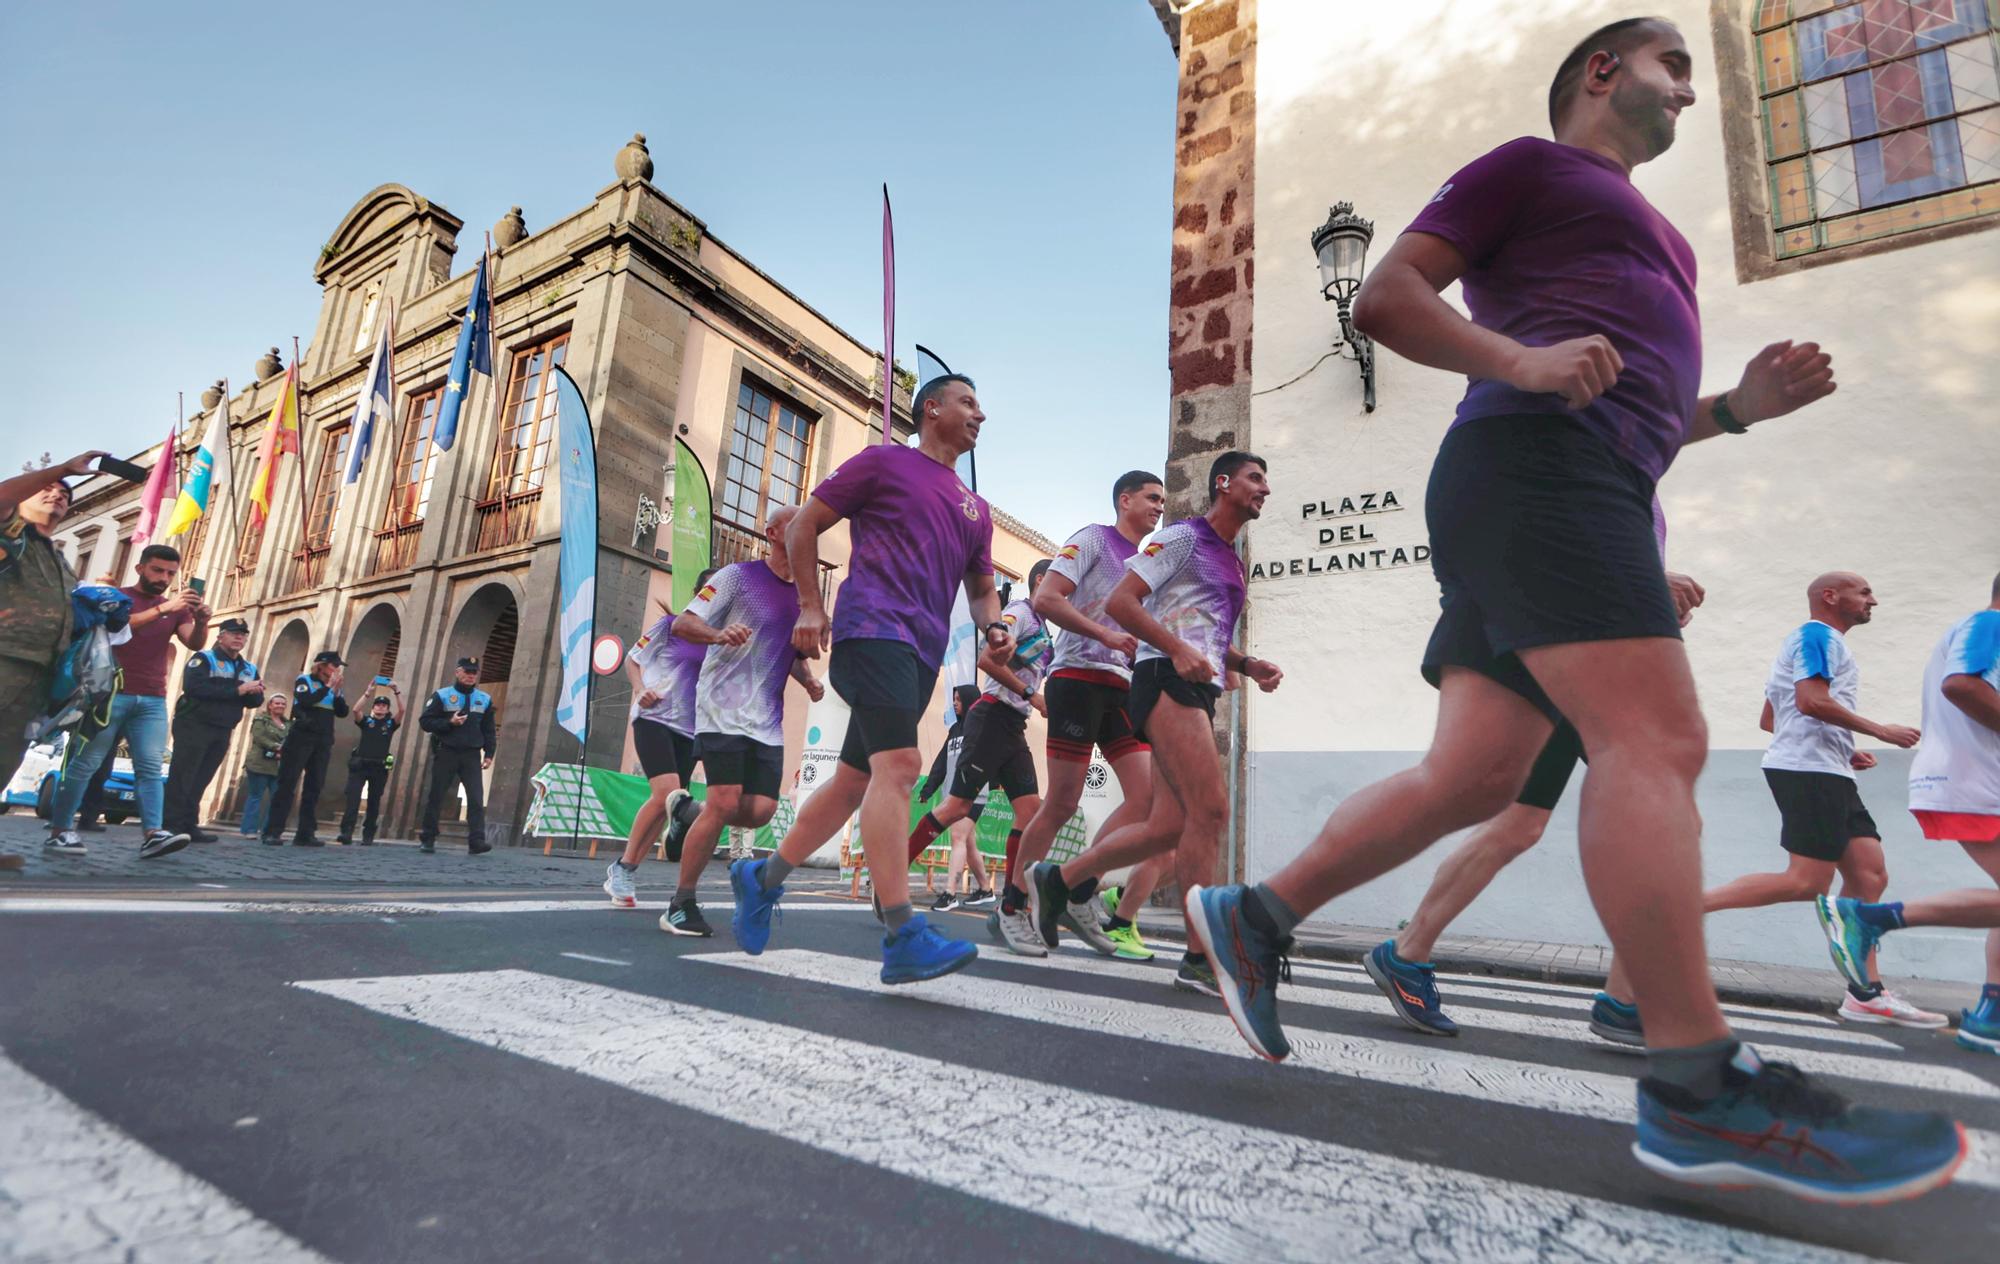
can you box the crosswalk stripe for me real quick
[1173,956,1897,1048]
[0,1052,329,1262]
[1030,949,1992,1095]
[0,898,869,916]
[692,949,2000,1195]
[1273,955,1843,1027]
[296,968,1886,1263]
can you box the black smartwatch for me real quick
[1711,392,1749,434]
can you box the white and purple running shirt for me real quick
[1045,522,1141,683]
[985,597,1052,717]
[629,612,705,735]
[1126,516,1247,682]
[683,560,803,746]
[811,443,994,669]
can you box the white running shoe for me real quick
[1060,892,1120,957]
[1839,990,1949,1029]
[604,861,638,908]
[995,904,1049,958]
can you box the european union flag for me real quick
[434,251,493,453]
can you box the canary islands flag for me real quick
[550,366,597,744]
[165,393,232,539]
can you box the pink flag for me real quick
[130,421,177,547]
[881,184,895,445]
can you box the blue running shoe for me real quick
[1634,1045,1967,1205]
[1814,895,1882,993]
[1958,1008,1999,1055]
[880,913,977,985]
[1589,992,1646,1051]
[1184,884,1293,1063]
[1364,941,1457,1037]
[729,858,784,955]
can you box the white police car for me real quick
[2,733,155,824]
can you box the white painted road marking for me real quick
[0,1051,329,1262]
[296,969,1883,1264]
[695,949,2000,1194]
[1029,950,1990,1094]
[0,898,871,916]
[560,951,632,966]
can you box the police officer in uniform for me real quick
[162,616,263,842]
[418,656,496,855]
[337,682,404,845]
[262,650,349,847]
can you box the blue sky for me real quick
[0,1,1176,541]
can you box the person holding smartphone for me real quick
[162,615,263,843]
[0,454,100,819]
[337,682,404,845]
[418,657,496,854]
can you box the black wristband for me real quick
[1712,392,1749,435]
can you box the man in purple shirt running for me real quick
[604,567,716,908]
[730,374,1006,984]
[658,507,822,937]
[1188,18,1964,1204]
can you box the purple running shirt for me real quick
[1404,137,1701,483]
[1126,516,1247,681]
[812,442,994,669]
[629,611,705,734]
[682,560,803,746]
[1046,522,1141,683]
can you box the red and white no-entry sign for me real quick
[590,634,625,676]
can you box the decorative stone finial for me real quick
[255,347,283,380]
[493,205,526,249]
[200,380,225,410]
[615,132,654,183]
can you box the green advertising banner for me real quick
[670,436,712,611]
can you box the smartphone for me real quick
[187,577,207,597]
[92,455,150,484]
[373,675,392,686]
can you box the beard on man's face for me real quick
[137,575,169,596]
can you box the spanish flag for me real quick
[247,363,300,529]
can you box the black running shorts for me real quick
[1044,669,1149,765]
[831,638,939,771]
[696,732,785,800]
[1421,414,1682,722]
[948,699,1038,803]
[1127,656,1221,743]
[632,717,697,784]
[1516,721,1586,811]
[1765,768,1880,862]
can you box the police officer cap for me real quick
[216,617,250,633]
[313,650,345,666]
[456,656,480,672]
[372,695,392,706]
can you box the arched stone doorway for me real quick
[212,617,311,823]
[429,583,520,842]
[264,618,312,699]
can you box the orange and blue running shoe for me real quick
[1364,940,1458,1037]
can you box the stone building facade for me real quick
[52,134,1058,844]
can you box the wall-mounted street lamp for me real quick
[1310,202,1377,412]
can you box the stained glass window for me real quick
[1752,0,1998,258]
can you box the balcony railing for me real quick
[286,543,330,595]
[369,520,424,576]
[221,565,257,609]
[474,490,542,552]
[712,515,836,604]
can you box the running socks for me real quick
[907,812,947,864]
[1245,883,1302,939]
[1645,1037,1741,1102]
[1069,876,1099,903]
[1000,883,1028,914]
[616,861,637,873]
[761,855,795,890]
[881,901,915,932]
[1106,914,1132,932]
[1002,829,1021,889]
[1854,900,1907,932]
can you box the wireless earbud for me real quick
[1595,51,1621,81]
[1219,475,1231,491]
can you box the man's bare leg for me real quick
[1117,852,1170,920]
[619,772,680,866]
[1396,804,1552,962]
[1520,637,1730,1053]
[860,748,925,923]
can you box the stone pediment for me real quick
[316,183,463,285]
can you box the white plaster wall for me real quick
[1244,0,2000,980]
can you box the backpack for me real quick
[33,585,133,741]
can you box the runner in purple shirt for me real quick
[730,374,1006,985]
[1186,18,1962,1206]
[1028,451,1281,998]
[604,567,717,909]
[660,508,823,937]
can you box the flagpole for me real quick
[291,336,315,589]
[212,379,244,599]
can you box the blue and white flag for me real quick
[433,254,492,453]
[344,296,397,484]
[551,366,597,744]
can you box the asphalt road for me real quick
[2,881,1996,1263]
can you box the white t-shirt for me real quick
[1908,609,2000,815]
[1762,620,1861,779]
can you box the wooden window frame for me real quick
[384,386,444,530]
[717,377,818,537]
[483,334,570,505]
